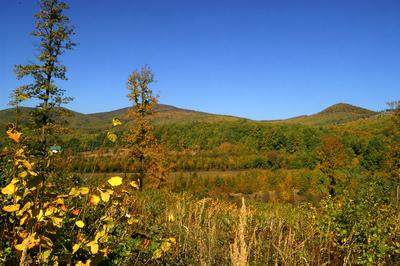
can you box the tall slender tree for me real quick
[14,0,75,147]
[13,0,75,205]
[125,66,168,190]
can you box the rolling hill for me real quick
[0,103,380,132]
[87,104,244,126]
[0,104,244,132]
[269,103,378,126]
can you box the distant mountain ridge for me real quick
[0,104,244,132]
[0,103,379,130]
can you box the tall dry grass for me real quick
[230,197,250,266]
[127,190,336,265]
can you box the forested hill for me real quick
[269,103,378,125]
[0,102,379,131]
[0,104,244,132]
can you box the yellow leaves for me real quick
[100,190,111,203]
[167,213,175,223]
[6,128,22,143]
[100,246,110,256]
[75,259,91,266]
[69,187,80,197]
[3,204,20,212]
[36,209,44,222]
[68,187,90,197]
[72,244,80,254]
[18,201,33,216]
[161,237,176,252]
[152,248,163,260]
[22,160,33,171]
[100,215,114,225]
[130,181,139,190]
[16,92,29,102]
[74,240,99,255]
[50,216,63,228]
[14,233,39,251]
[112,118,122,127]
[127,218,139,225]
[107,132,117,143]
[107,176,122,187]
[20,214,29,225]
[160,241,172,252]
[75,220,85,228]
[44,206,56,216]
[94,229,106,242]
[37,250,52,263]
[18,230,29,239]
[89,195,100,206]
[167,237,176,245]
[86,241,99,254]
[55,198,65,205]
[18,171,28,178]
[152,237,176,260]
[14,244,24,251]
[28,170,38,176]
[18,170,37,178]
[78,187,90,195]
[40,235,54,248]
[1,178,18,195]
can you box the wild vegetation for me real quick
[1,0,399,265]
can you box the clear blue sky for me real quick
[1,0,399,120]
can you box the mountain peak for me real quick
[319,103,376,115]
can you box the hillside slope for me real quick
[87,104,243,125]
[0,104,244,132]
[270,103,377,126]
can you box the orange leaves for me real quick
[3,204,20,212]
[89,195,100,206]
[6,128,22,143]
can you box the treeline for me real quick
[66,118,392,174]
